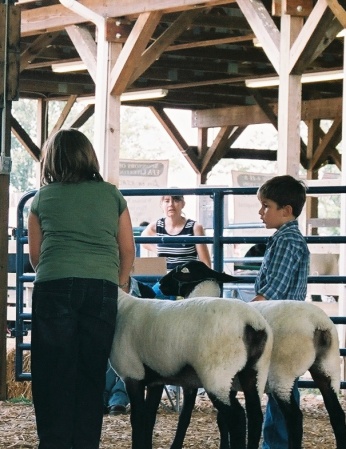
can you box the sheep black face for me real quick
[242,243,266,269]
[159,260,237,298]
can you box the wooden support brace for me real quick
[326,0,346,28]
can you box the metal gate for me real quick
[13,186,346,389]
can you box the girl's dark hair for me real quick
[258,175,306,218]
[41,128,103,184]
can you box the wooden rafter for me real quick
[65,25,97,83]
[20,0,234,36]
[289,0,342,73]
[224,147,277,160]
[150,106,200,173]
[70,104,95,128]
[328,147,342,169]
[50,95,78,136]
[110,11,162,95]
[10,114,40,161]
[20,31,61,71]
[166,32,256,51]
[326,0,346,27]
[236,0,280,74]
[129,9,203,85]
[200,126,234,174]
[193,97,343,128]
[310,117,342,169]
[247,89,278,128]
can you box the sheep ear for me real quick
[177,261,237,283]
[212,271,238,283]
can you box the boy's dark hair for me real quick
[258,175,306,218]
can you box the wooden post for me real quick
[0,161,10,400]
[0,2,20,400]
[305,119,319,235]
[277,13,303,176]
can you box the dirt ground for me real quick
[4,335,346,449]
[0,392,345,449]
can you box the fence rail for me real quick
[13,187,346,389]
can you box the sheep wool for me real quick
[110,289,273,405]
[251,300,341,398]
[189,280,221,298]
[157,260,346,449]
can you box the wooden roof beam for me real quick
[150,105,200,173]
[64,25,97,83]
[289,0,342,74]
[21,0,233,37]
[166,33,256,51]
[20,31,61,71]
[10,115,40,162]
[247,89,278,128]
[129,9,203,85]
[310,117,342,170]
[326,0,346,28]
[193,97,343,128]
[328,147,342,170]
[236,0,280,74]
[70,103,95,128]
[50,95,78,136]
[110,11,162,96]
[200,125,235,175]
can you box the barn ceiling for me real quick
[0,0,344,178]
[14,0,344,111]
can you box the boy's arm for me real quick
[251,294,266,302]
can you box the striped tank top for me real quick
[156,218,198,269]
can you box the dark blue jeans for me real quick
[262,379,300,449]
[31,278,118,449]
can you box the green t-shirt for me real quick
[30,181,127,284]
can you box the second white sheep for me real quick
[159,261,346,449]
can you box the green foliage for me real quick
[120,106,183,163]
[10,147,36,192]
[10,99,37,192]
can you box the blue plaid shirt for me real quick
[255,220,310,301]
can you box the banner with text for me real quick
[119,159,168,226]
[232,171,273,237]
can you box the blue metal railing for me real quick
[14,187,346,388]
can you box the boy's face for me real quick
[258,196,291,229]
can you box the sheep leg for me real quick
[319,387,346,449]
[272,391,303,449]
[208,391,246,449]
[222,391,247,449]
[170,388,198,449]
[215,406,232,449]
[237,367,263,449]
[125,379,150,449]
[145,385,165,448]
[309,366,346,449]
[228,391,247,449]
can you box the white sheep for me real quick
[109,287,273,449]
[159,261,346,449]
